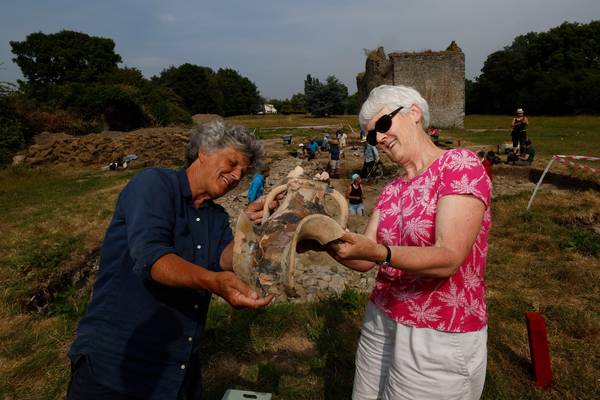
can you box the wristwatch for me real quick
[380,245,392,266]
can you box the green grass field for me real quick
[0,115,598,399]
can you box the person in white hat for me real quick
[511,108,529,154]
[298,143,308,159]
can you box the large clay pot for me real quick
[233,175,348,296]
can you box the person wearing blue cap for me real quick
[346,173,365,215]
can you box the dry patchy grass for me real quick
[0,115,599,399]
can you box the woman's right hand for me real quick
[208,271,273,309]
[325,232,383,272]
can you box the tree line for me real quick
[0,30,363,164]
[467,20,600,115]
[268,75,359,117]
[0,30,269,164]
[2,21,600,164]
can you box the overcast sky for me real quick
[1,1,599,100]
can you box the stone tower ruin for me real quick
[356,42,465,128]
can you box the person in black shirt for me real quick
[346,173,365,215]
[511,108,529,153]
[67,120,276,400]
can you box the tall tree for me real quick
[153,64,223,115]
[10,30,121,85]
[216,68,262,116]
[289,93,306,113]
[304,74,348,117]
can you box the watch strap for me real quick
[381,245,392,266]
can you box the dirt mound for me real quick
[19,127,191,167]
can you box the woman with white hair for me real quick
[327,85,492,399]
[68,120,276,400]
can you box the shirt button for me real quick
[188,337,193,342]
[196,244,202,249]
[196,217,200,222]
[193,304,198,309]
[180,364,186,370]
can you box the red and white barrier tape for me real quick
[554,155,600,175]
[527,154,599,210]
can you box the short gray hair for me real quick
[186,120,263,167]
[358,85,430,130]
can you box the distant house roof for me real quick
[263,104,277,113]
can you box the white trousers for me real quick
[353,302,487,400]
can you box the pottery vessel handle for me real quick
[328,189,349,228]
[261,184,288,224]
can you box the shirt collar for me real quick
[177,168,214,209]
[177,169,192,199]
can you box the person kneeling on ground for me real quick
[298,143,308,159]
[508,139,535,166]
[346,173,365,215]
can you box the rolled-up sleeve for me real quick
[120,169,177,281]
[216,220,233,271]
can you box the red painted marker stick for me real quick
[526,312,553,390]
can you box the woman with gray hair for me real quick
[326,85,492,399]
[67,119,276,400]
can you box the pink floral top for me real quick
[372,149,492,333]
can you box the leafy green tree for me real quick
[344,92,360,115]
[153,64,223,115]
[304,74,326,116]
[289,93,306,113]
[469,21,600,115]
[0,70,31,165]
[10,30,121,85]
[98,67,191,126]
[268,99,284,113]
[304,74,348,117]
[465,79,477,114]
[269,93,306,115]
[216,68,262,116]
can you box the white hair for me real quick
[186,120,263,167]
[358,85,430,130]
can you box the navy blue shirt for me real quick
[69,168,233,399]
[330,143,340,160]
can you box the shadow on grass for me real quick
[201,290,367,400]
[313,290,365,400]
[528,169,600,191]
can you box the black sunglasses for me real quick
[367,106,404,146]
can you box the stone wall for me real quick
[357,42,465,128]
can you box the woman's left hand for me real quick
[244,194,282,224]
[328,232,382,262]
